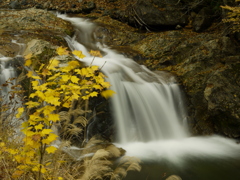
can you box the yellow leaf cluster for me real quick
[72,50,86,59]
[89,50,103,57]
[56,46,69,56]
[101,90,116,99]
[12,47,115,179]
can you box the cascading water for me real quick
[58,14,189,142]
[0,40,24,128]
[57,14,240,179]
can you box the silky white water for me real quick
[0,40,24,128]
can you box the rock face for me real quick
[192,7,214,32]
[110,0,188,30]
[0,8,73,57]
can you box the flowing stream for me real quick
[0,40,24,128]
[57,14,240,180]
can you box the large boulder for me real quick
[110,0,188,30]
[192,7,214,32]
[162,36,240,137]
[0,8,73,57]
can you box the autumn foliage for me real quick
[0,47,118,179]
[221,0,240,33]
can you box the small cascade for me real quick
[57,13,240,179]
[0,57,17,97]
[0,40,25,128]
[58,14,189,143]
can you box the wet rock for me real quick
[86,97,114,142]
[0,8,73,57]
[166,175,182,180]
[165,36,240,137]
[9,0,21,9]
[23,39,53,56]
[93,16,146,47]
[192,7,214,32]
[0,8,73,35]
[110,0,188,30]
[82,1,96,14]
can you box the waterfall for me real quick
[0,40,24,128]
[58,14,189,143]
[57,14,240,180]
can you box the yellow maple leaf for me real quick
[101,82,111,89]
[93,84,102,90]
[62,102,71,108]
[26,71,33,78]
[89,50,103,57]
[8,148,18,155]
[29,112,40,121]
[34,83,48,91]
[89,91,98,97]
[91,65,99,71]
[70,76,80,83]
[42,133,58,144]
[35,124,44,130]
[72,50,86,59]
[46,146,57,154]
[31,80,39,87]
[62,75,70,82]
[24,59,32,67]
[48,59,60,70]
[82,95,89,100]
[25,101,40,108]
[21,121,29,128]
[16,107,24,118]
[41,129,53,135]
[41,68,52,77]
[47,72,61,81]
[80,68,88,77]
[31,75,41,80]
[45,96,60,106]
[42,106,56,116]
[32,165,39,172]
[101,90,116,99]
[68,60,80,68]
[38,63,45,71]
[71,93,79,100]
[48,114,60,122]
[56,46,69,56]
[35,91,45,99]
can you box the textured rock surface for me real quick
[0,8,73,57]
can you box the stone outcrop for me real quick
[0,8,74,57]
[109,0,188,30]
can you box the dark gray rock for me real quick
[110,0,188,30]
[82,1,96,14]
[192,7,214,32]
[9,0,21,9]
